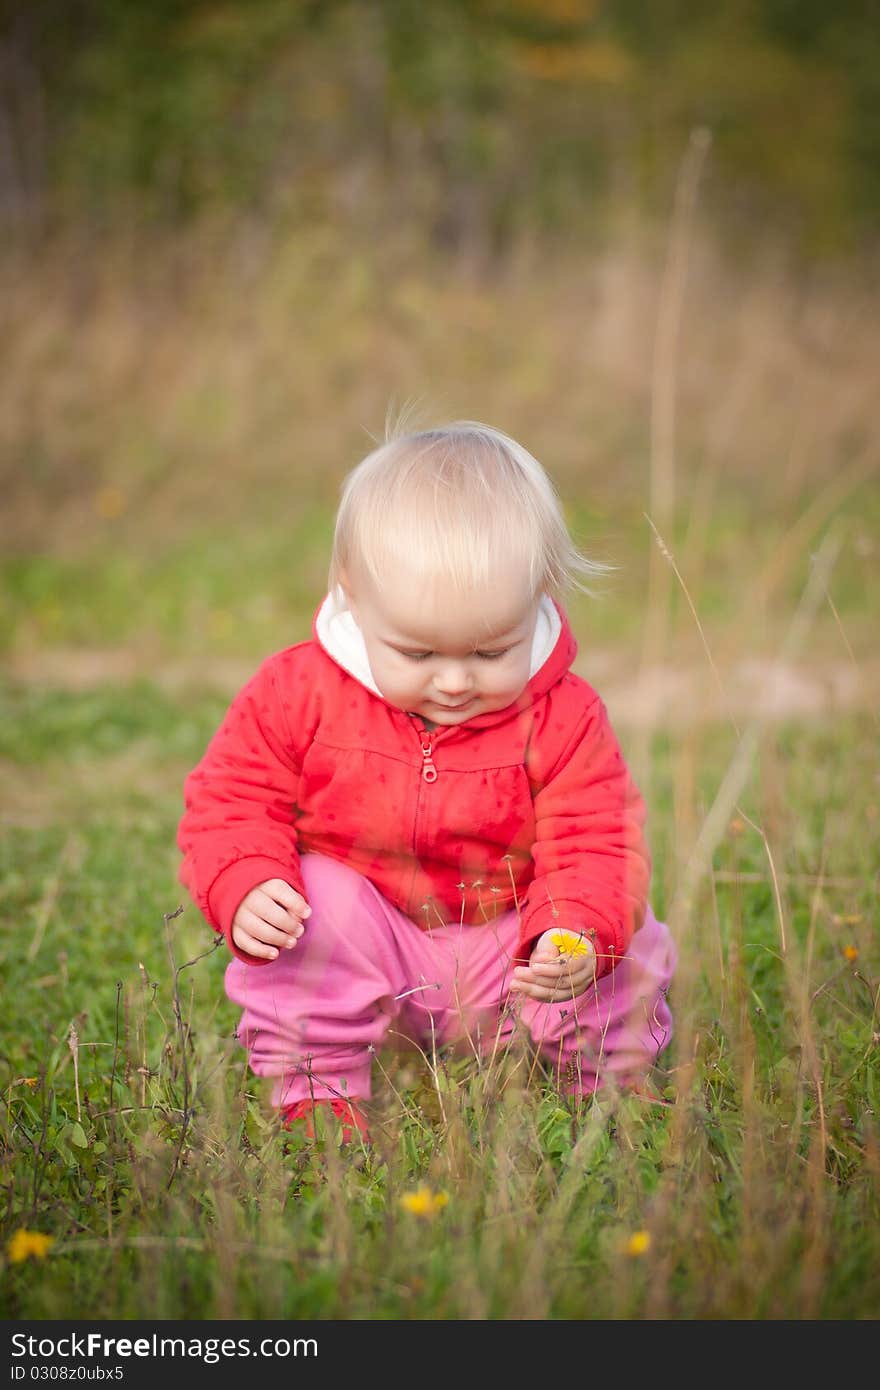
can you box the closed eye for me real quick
[396,646,512,661]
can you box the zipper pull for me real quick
[420,735,438,783]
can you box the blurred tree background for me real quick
[2,0,879,258]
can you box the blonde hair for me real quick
[329,420,607,600]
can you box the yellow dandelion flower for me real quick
[548,929,591,957]
[400,1186,449,1219]
[625,1230,651,1257]
[7,1229,55,1264]
[843,945,859,962]
[18,1078,39,1088]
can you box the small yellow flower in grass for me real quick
[625,1230,651,1257]
[400,1185,449,1219]
[548,929,591,957]
[8,1230,55,1263]
[18,1078,39,1088]
[843,944,859,962]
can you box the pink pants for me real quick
[225,853,676,1108]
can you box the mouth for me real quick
[434,698,474,711]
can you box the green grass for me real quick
[0,512,334,662]
[1,677,877,1319]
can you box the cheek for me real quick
[377,656,423,696]
[498,655,532,692]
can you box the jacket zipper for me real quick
[408,726,438,910]
[420,732,438,782]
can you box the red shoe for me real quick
[281,1097,370,1144]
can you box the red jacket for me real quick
[177,598,650,976]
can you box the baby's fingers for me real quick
[528,960,571,979]
[509,975,561,1002]
[512,958,593,1002]
[233,909,303,959]
[250,892,306,938]
[261,879,311,921]
[231,925,285,961]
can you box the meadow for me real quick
[1,220,878,1319]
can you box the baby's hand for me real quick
[509,928,596,1003]
[231,879,311,961]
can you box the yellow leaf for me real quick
[516,39,631,84]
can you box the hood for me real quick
[312,586,577,723]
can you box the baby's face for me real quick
[345,560,540,726]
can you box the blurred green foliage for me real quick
[2,0,879,257]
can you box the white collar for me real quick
[314,587,561,699]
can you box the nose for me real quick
[433,662,472,698]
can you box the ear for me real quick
[337,568,360,621]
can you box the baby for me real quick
[178,422,676,1141]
